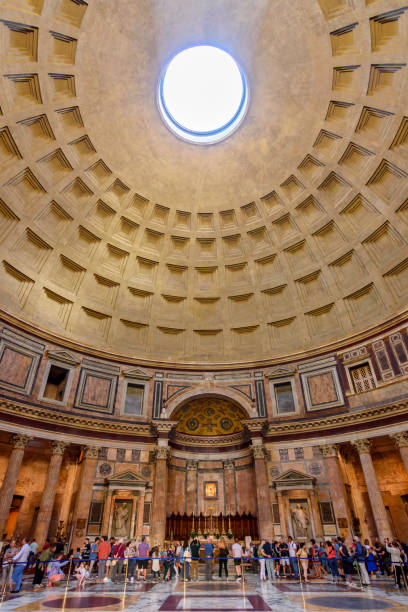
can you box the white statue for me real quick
[292,503,309,535]
[114,502,129,536]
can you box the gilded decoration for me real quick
[172,398,247,437]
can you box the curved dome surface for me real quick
[0,0,407,365]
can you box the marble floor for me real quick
[0,572,407,612]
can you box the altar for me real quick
[165,512,258,541]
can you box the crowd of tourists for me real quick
[1,533,408,592]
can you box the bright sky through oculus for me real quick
[159,45,248,144]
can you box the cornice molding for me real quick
[0,399,154,437]
[265,400,408,438]
[173,430,245,447]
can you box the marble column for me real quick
[252,444,274,539]
[150,446,169,545]
[71,445,98,549]
[0,434,31,537]
[276,491,287,537]
[135,492,145,538]
[101,489,113,537]
[308,490,323,539]
[391,432,408,476]
[223,459,236,515]
[186,460,198,514]
[34,441,68,545]
[352,438,393,541]
[319,443,351,536]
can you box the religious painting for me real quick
[289,499,312,539]
[204,481,218,500]
[112,499,132,537]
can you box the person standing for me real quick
[218,537,229,580]
[338,537,353,587]
[2,538,17,588]
[353,536,370,587]
[288,536,298,579]
[310,539,321,579]
[11,537,31,593]
[32,544,53,589]
[190,538,200,581]
[163,545,175,581]
[204,537,214,581]
[296,543,309,582]
[182,540,191,581]
[89,538,99,576]
[386,540,403,589]
[97,536,111,582]
[110,538,125,582]
[278,538,290,577]
[81,537,91,561]
[137,536,149,582]
[262,538,275,582]
[232,538,243,582]
[259,539,266,581]
[326,540,340,583]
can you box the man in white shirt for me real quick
[11,537,31,592]
[232,538,243,581]
[287,536,299,579]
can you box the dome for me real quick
[0,0,407,365]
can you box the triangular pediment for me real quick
[273,469,315,483]
[265,366,296,378]
[122,367,152,380]
[46,350,81,366]
[105,469,147,486]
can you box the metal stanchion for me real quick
[61,558,73,612]
[241,557,245,584]
[297,558,302,584]
[399,561,408,591]
[1,564,12,599]
[354,558,363,589]
[121,556,129,611]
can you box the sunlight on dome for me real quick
[158,45,248,144]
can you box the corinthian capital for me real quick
[156,446,170,460]
[10,434,32,449]
[223,459,235,470]
[186,460,198,471]
[51,440,68,455]
[84,445,99,459]
[390,431,408,448]
[319,444,339,458]
[252,444,266,460]
[352,438,371,454]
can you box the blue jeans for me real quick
[290,557,299,578]
[128,558,136,578]
[328,558,339,577]
[181,562,190,580]
[265,558,275,580]
[12,564,25,591]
